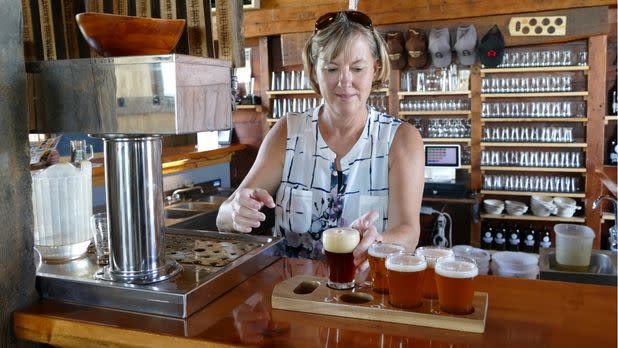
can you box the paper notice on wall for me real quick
[30,135,61,164]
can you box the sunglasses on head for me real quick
[314,10,373,33]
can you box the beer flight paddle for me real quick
[271,275,488,333]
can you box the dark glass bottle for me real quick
[522,224,536,253]
[607,133,618,166]
[481,223,493,250]
[609,81,617,116]
[507,224,521,251]
[493,223,506,251]
[539,226,552,250]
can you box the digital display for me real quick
[424,145,460,167]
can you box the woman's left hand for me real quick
[350,210,381,274]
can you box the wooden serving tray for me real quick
[272,276,488,333]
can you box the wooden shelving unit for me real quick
[481,213,586,223]
[480,190,586,198]
[480,142,587,148]
[481,117,588,123]
[480,65,590,76]
[480,91,588,100]
[605,115,618,124]
[480,166,587,173]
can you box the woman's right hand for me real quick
[227,188,275,233]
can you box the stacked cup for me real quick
[530,195,558,217]
[483,199,505,215]
[552,197,581,218]
[504,200,528,216]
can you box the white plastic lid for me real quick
[322,227,360,253]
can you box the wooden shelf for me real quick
[481,166,586,173]
[372,88,390,94]
[480,65,589,76]
[266,88,388,97]
[480,142,587,148]
[266,89,317,96]
[602,212,616,222]
[605,115,618,124]
[481,117,587,123]
[423,196,476,204]
[481,213,585,223]
[235,104,263,112]
[481,190,586,198]
[398,90,471,98]
[399,110,471,117]
[423,138,471,144]
[480,91,588,100]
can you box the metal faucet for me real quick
[171,186,205,201]
[593,195,617,252]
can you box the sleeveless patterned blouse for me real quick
[273,105,403,259]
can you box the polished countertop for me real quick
[14,257,617,347]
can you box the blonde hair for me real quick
[302,13,390,95]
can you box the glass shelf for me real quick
[480,213,585,223]
[480,190,585,198]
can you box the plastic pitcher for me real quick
[554,223,595,271]
[32,161,92,262]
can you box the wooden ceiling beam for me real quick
[242,0,615,37]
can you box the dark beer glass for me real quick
[322,227,360,289]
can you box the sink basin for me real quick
[168,210,219,230]
[164,209,202,219]
[539,248,617,286]
[195,195,229,205]
[169,201,219,211]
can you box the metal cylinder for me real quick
[99,135,181,284]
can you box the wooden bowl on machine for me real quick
[75,12,186,57]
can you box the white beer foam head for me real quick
[385,254,427,272]
[322,227,360,253]
[435,258,478,279]
[415,247,454,267]
[368,243,406,258]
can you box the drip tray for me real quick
[36,228,281,318]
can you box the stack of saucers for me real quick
[452,245,491,275]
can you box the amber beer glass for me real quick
[322,227,360,289]
[368,243,406,293]
[385,253,427,308]
[435,255,478,315]
[415,246,454,299]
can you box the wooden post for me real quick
[470,64,483,247]
[585,35,608,249]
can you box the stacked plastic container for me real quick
[452,245,491,275]
[490,251,539,279]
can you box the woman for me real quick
[217,10,424,270]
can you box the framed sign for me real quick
[210,0,260,10]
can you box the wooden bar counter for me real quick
[14,258,617,347]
